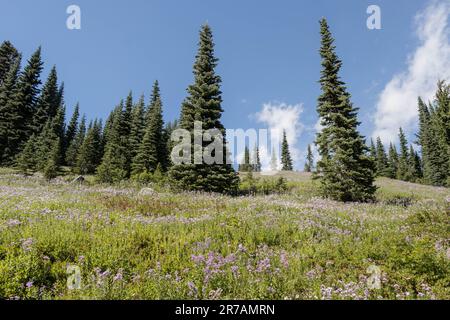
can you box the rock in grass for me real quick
[139,187,156,196]
[71,176,85,184]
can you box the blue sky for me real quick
[1,0,449,169]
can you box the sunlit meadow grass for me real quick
[0,168,448,300]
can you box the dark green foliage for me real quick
[0,55,22,165]
[396,128,410,181]
[16,134,37,174]
[239,173,289,195]
[65,115,86,167]
[76,119,103,174]
[97,102,130,183]
[387,143,398,179]
[43,138,61,181]
[238,146,253,172]
[16,47,44,142]
[314,19,376,202]
[64,104,80,161]
[32,66,59,135]
[0,41,20,87]
[32,120,61,172]
[281,130,293,171]
[129,95,146,162]
[304,144,314,173]
[168,25,239,194]
[132,81,167,175]
[418,81,449,186]
[375,137,389,177]
[408,145,422,182]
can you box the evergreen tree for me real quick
[132,81,166,175]
[16,47,43,143]
[32,66,59,135]
[252,145,261,172]
[168,25,239,194]
[238,146,252,172]
[64,103,80,161]
[97,102,130,182]
[43,138,61,181]
[65,115,86,167]
[314,19,376,202]
[281,130,293,171]
[76,119,103,174]
[397,128,410,181]
[416,97,432,183]
[34,120,61,171]
[428,81,450,186]
[375,137,389,177]
[0,55,22,165]
[387,143,398,179]
[304,144,314,173]
[0,41,19,87]
[16,134,37,174]
[129,95,146,162]
[407,145,422,182]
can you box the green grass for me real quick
[0,169,448,300]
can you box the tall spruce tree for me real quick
[314,18,376,202]
[417,97,432,183]
[304,144,314,173]
[76,119,103,174]
[387,143,398,179]
[16,47,43,143]
[407,145,422,182]
[64,103,80,161]
[375,137,389,177]
[129,95,146,162]
[428,81,450,186]
[168,25,239,194]
[0,55,22,165]
[132,81,166,175]
[397,128,410,181]
[65,114,86,167]
[281,130,293,171]
[97,102,130,182]
[32,66,59,135]
[0,41,19,88]
[34,120,60,171]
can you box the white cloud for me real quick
[254,102,304,170]
[373,1,450,144]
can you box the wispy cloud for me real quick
[254,102,304,170]
[373,1,450,144]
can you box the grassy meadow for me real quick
[0,168,448,300]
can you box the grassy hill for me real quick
[0,168,448,299]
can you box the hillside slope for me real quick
[0,169,448,299]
